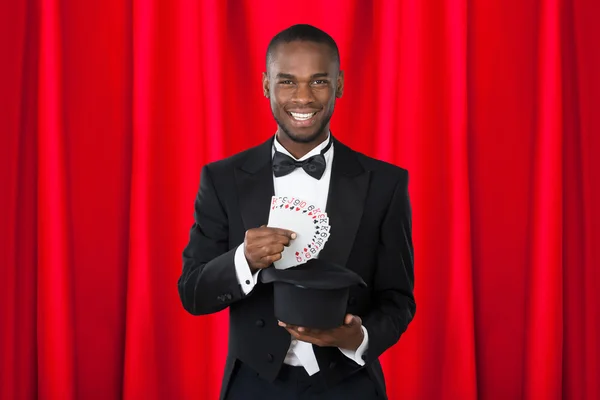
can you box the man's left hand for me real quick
[279,314,364,351]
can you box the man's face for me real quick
[263,41,344,143]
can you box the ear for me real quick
[262,72,270,98]
[336,70,344,98]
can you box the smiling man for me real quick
[178,24,415,400]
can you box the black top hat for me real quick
[260,259,367,329]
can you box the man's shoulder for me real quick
[347,145,409,181]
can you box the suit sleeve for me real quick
[362,171,416,363]
[178,165,246,315]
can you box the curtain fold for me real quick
[1,0,598,399]
[443,0,478,397]
[523,0,564,398]
[122,0,157,397]
[36,0,76,398]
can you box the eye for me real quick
[312,80,328,85]
[279,80,294,85]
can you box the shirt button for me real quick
[245,280,250,285]
[255,319,265,327]
[266,353,274,362]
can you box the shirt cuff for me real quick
[234,244,260,295]
[339,325,369,366]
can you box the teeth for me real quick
[290,112,316,121]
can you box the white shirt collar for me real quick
[273,133,332,161]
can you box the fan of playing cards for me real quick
[267,196,331,270]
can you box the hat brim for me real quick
[260,258,366,289]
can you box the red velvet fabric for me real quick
[1,1,599,399]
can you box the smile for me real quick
[289,111,317,121]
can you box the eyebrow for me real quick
[275,72,330,80]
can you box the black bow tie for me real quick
[272,139,333,180]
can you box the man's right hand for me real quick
[244,226,296,272]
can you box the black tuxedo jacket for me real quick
[178,137,415,399]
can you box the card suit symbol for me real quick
[313,220,318,224]
[295,251,299,256]
[316,231,320,235]
[296,207,300,211]
[303,248,307,252]
[290,207,294,211]
[308,212,312,216]
[285,204,289,208]
[308,244,311,248]
[303,210,308,213]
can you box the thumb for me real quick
[344,314,361,326]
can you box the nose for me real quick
[292,83,316,104]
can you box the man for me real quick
[178,24,415,399]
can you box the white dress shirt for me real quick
[233,134,369,376]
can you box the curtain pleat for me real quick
[1,0,599,399]
[36,0,76,398]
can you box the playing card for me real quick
[268,196,330,269]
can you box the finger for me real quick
[278,321,298,330]
[280,324,323,337]
[246,249,277,266]
[344,314,361,326]
[290,330,331,347]
[249,234,292,251]
[246,226,290,240]
[250,227,296,239]
[278,235,293,247]
[279,321,323,335]
[260,243,286,257]
[268,228,296,239]
[245,227,267,239]
[297,326,324,335]
[285,328,323,346]
[279,322,306,334]
[260,253,282,265]
[285,327,302,339]
[265,233,294,246]
[247,242,285,264]
[354,315,363,326]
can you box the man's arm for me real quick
[178,165,244,315]
[178,165,293,315]
[361,171,416,363]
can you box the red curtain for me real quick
[1,0,599,399]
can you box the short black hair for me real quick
[266,24,340,70]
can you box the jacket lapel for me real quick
[318,139,370,269]
[235,138,275,231]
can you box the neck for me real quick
[276,129,329,159]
